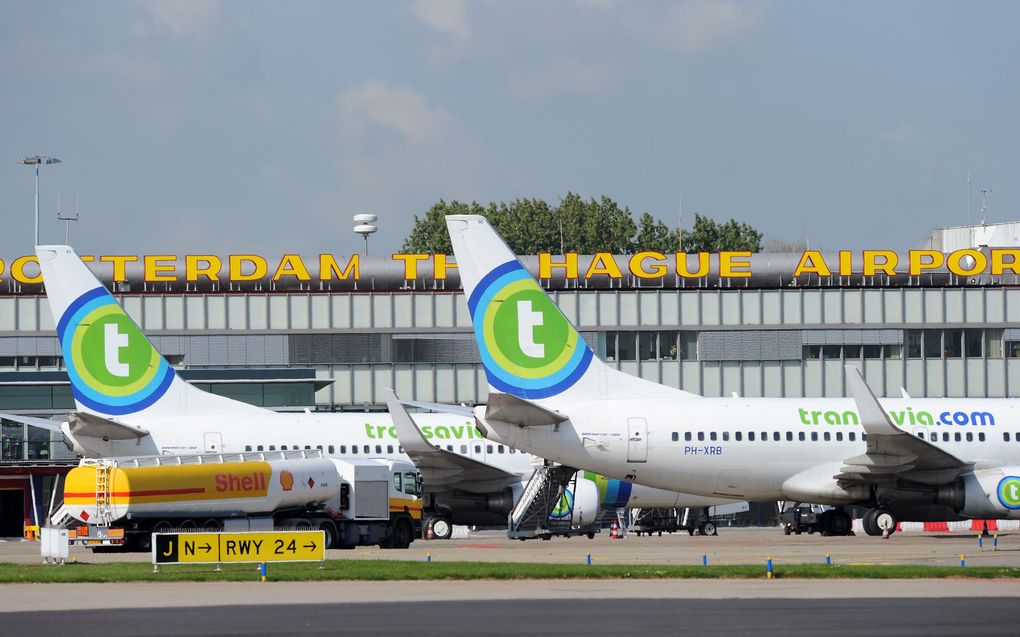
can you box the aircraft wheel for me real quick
[822,510,852,536]
[874,509,897,536]
[430,516,453,540]
[862,509,882,536]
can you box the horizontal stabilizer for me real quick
[485,392,568,427]
[0,412,64,432]
[67,411,149,440]
[384,390,517,485]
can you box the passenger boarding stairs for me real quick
[507,463,579,540]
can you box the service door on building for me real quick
[203,432,223,453]
[627,417,647,463]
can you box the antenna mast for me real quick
[57,191,80,244]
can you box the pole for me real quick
[34,163,40,247]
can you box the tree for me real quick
[682,213,762,253]
[401,195,762,254]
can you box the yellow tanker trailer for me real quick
[57,450,422,551]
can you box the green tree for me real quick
[682,213,762,253]
[634,212,681,253]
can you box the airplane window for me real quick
[245,445,252,452]
[735,432,742,441]
[328,445,335,454]
[761,431,768,441]
[823,432,831,441]
[351,446,358,454]
[364,445,370,453]
[709,432,717,441]
[672,432,679,442]
[697,432,705,442]
[305,445,311,450]
[773,432,780,441]
[954,433,961,442]
[978,432,985,442]
[811,432,818,442]
[447,445,453,451]
[748,432,756,441]
[722,432,729,442]
[498,445,505,454]
[387,445,394,454]
[486,445,493,453]
[510,448,516,454]
[942,433,949,442]
[930,433,937,442]
[399,446,404,453]
[475,445,482,453]
[836,432,843,442]
[1005,433,1011,442]
[798,432,805,441]
[785,432,793,441]
[862,434,868,441]
[685,432,692,442]
[375,445,382,454]
[848,432,856,442]
[340,445,347,453]
[966,432,973,442]
[281,445,288,450]
[461,445,468,453]
[257,445,264,451]
[916,432,924,438]
[269,445,276,451]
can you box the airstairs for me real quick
[507,464,580,540]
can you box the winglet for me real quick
[844,365,899,435]
[383,389,437,454]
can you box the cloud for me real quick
[409,0,470,38]
[337,80,459,145]
[131,0,219,37]
[880,123,917,145]
[654,0,765,53]
[506,54,617,103]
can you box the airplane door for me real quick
[203,432,223,453]
[627,418,647,463]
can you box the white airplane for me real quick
[446,214,1020,536]
[1,244,729,540]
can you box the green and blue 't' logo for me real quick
[467,261,592,399]
[58,287,174,415]
[997,476,1020,510]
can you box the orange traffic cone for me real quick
[610,521,620,539]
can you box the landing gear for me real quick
[862,508,897,537]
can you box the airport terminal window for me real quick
[603,330,695,361]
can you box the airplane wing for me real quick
[384,390,518,487]
[838,366,970,485]
[392,398,475,419]
[0,412,65,432]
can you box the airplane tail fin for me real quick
[36,245,266,420]
[445,216,695,403]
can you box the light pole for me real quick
[353,213,378,256]
[21,155,61,246]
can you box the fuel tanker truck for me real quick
[55,450,422,551]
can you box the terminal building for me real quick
[2,221,1020,535]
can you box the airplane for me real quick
[445,214,1020,537]
[0,244,732,542]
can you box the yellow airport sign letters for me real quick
[153,531,325,564]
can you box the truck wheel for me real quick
[701,521,718,536]
[822,510,852,536]
[318,521,337,549]
[390,519,413,549]
[430,517,452,540]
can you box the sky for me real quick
[1,0,1018,258]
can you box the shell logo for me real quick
[279,470,294,492]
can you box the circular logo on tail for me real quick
[997,476,1020,510]
[58,287,174,415]
[467,262,592,398]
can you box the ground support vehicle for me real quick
[53,450,421,551]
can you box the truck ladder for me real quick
[81,459,116,526]
[507,464,577,540]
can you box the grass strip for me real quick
[2,561,1020,583]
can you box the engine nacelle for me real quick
[551,475,601,527]
[957,468,1020,519]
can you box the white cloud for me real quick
[131,0,219,37]
[409,0,470,37]
[880,123,917,145]
[337,80,459,145]
[506,55,617,103]
[655,0,765,53]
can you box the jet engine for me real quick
[954,468,1020,519]
[550,473,601,527]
